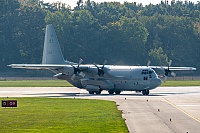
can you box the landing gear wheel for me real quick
[95,90,102,94]
[142,90,149,95]
[89,91,95,94]
[108,90,114,95]
[146,90,149,95]
[115,90,121,95]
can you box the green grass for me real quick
[0,97,128,133]
[0,80,199,87]
[161,80,200,87]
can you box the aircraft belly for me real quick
[113,80,147,91]
[80,79,114,90]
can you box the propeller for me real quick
[71,58,83,80]
[163,60,176,82]
[165,60,172,76]
[94,60,107,76]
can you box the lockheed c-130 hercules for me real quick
[9,24,196,95]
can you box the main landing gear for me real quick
[108,90,121,95]
[142,90,149,95]
[89,90,121,95]
[89,90,102,94]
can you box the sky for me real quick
[43,0,199,9]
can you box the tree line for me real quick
[0,0,199,75]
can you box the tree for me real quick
[149,47,168,65]
[0,0,20,70]
[119,17,149,64]
[15,3,46,63]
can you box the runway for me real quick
[0,86,200,133]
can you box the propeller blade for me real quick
[147,60,151,67]
[103,60,107,65]
[71,74,76,80]
[168,60,172,67]
[171,72,176,77]
[164,75,167,83]
[78,58,83,65]
[102,60,107,69]
[79,72,85,77]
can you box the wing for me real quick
[166,67,196,71]
[8,63,97,78]
[150,66,196,71]
[150,66,196,77]
[8,64,70,70]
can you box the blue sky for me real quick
[43,0,199,9]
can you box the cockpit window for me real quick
[149,71,152,74]
[142,69,157,78]
[142,69,152,75]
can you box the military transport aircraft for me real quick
[9,24,196,95]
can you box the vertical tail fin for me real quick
[42,24,65,64]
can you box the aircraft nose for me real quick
[151,78,162,87]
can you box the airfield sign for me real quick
[2,100,17,107]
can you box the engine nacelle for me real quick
[58,66,74,76]
[84,66,99,76]
[54,73,68,80]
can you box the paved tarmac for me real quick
[0,86,200,133]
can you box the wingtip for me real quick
[7,64,12,67]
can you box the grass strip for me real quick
[0,97,128,133]
[161,80,200,87]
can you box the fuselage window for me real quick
[134,82,138,85]
[143,77,148,80]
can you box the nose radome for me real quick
[151,78,162,86]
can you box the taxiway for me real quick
[0,86,200,133]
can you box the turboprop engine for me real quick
[84,66,99,76]
[59,66,74,75]
[53,66,74,80]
